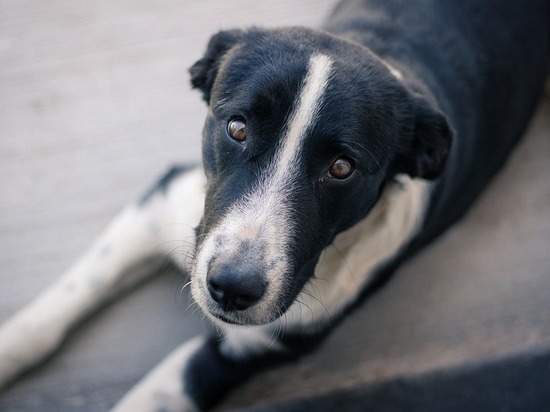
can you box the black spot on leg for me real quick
[139,164,199,205]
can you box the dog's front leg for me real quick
[112,325,303,412]
[0,204,164,388]
[0,166,205,389]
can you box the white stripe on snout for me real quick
[192,54,334,323]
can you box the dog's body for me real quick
[0,0,548,410]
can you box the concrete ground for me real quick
[0,1,549,410]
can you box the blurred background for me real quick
[0,0,549,410]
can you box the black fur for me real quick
[189,30,246,104]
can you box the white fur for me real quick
[152,168,207,270]
[218,324,285,359]
[0,168,206,388]
[275,53,334,181]
[191,54,334,323]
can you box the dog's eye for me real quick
[327,157,354,179]
[227,118,247,143]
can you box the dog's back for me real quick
[326,0,549,245]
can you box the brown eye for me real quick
[327,157,354,179]
[227,118,247,143]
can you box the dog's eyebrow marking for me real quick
[275,53,333,180]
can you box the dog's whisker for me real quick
[353,141,384,173]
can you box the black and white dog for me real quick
[1,0,548,410]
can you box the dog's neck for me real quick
[282,175,430,331]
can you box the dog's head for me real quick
[189,27,452,326]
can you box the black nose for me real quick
[207,263,266,311]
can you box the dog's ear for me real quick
[394,95,453,180]
[189,29,245,103]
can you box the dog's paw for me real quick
[111,337,204,412]
[0,306,65,389]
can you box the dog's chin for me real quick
[206,306,282,327]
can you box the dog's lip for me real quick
[212,312,242,325]
[208,308,279,326]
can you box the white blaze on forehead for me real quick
[275,53,333,180]
[226,52,334,238]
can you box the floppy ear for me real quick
[189,29,245,103]
[394,95,453,180]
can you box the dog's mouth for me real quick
[204,302,285,326]
[209,312,242,326]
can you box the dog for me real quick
[0,0,548,410]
